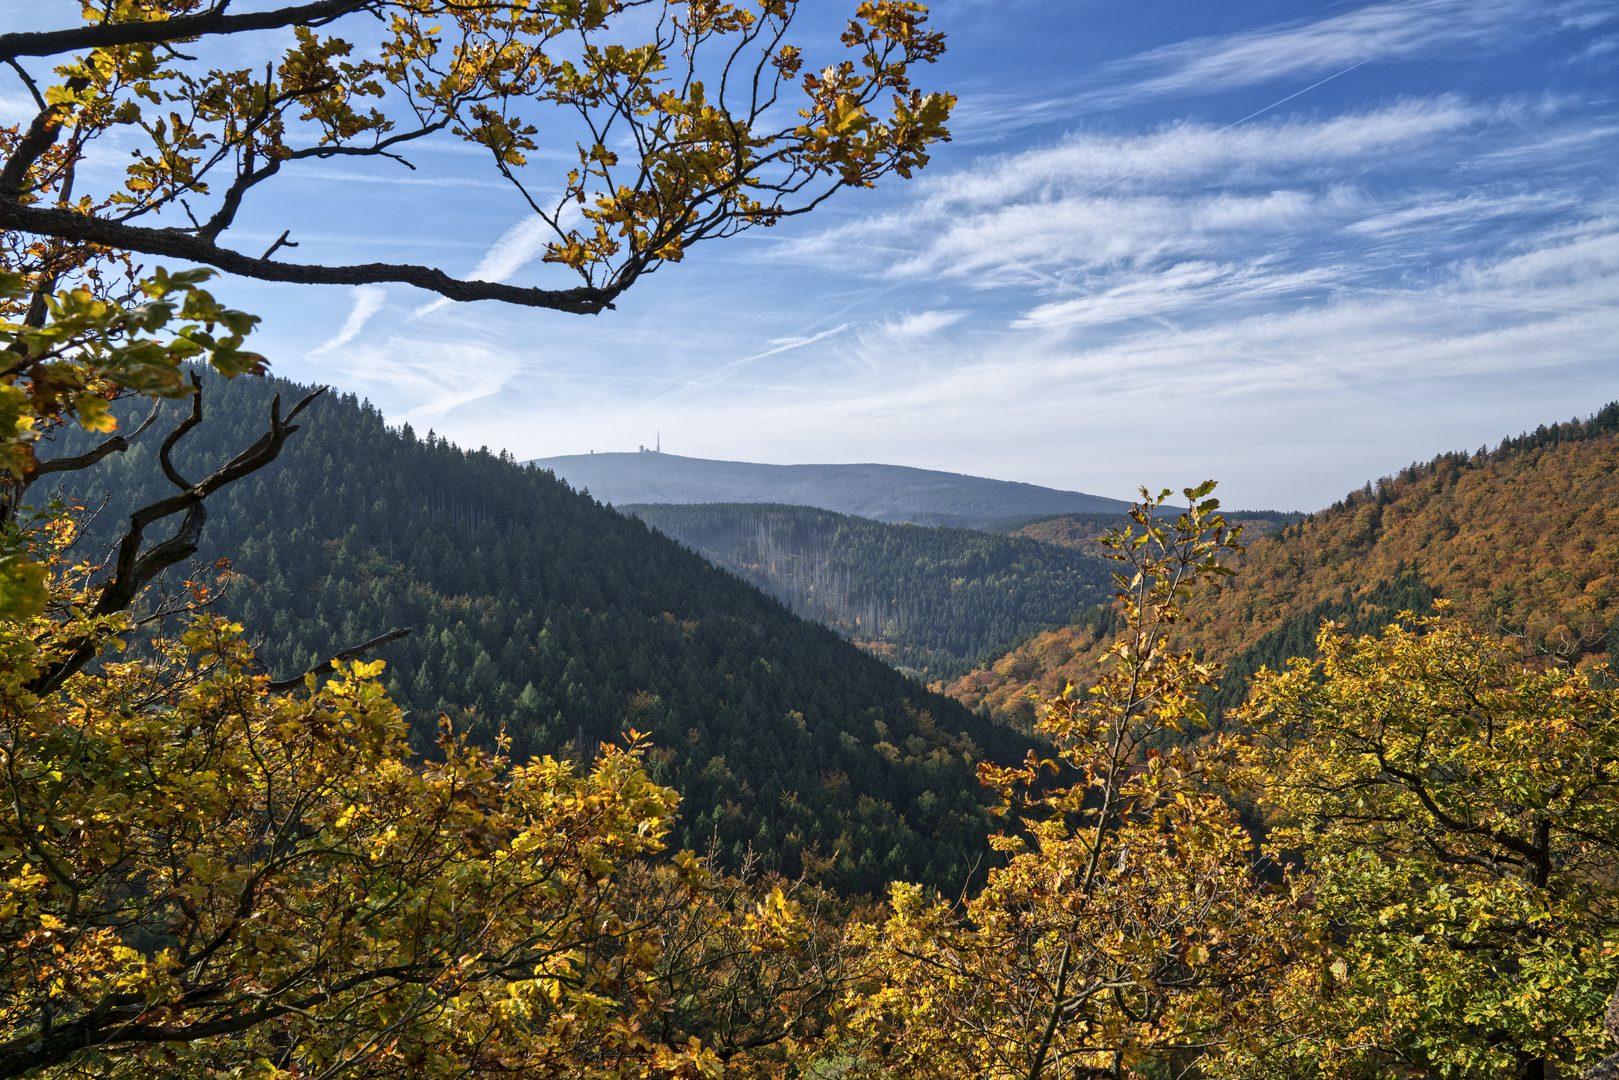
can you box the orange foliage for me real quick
[941,422,1619,727]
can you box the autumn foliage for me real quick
[824,487,1325,1079]
[946,410,1619,727]
[7,4,1619,1077]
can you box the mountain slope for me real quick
[624,502,1115,677]
[530,451,1130,527]
[941,405,1619,728]
[1003,510,1301,554]
[45,373,1036,896]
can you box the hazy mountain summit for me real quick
[529,450,1131,527]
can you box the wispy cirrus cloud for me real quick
[1084,0,1614,108]
[784,98,1493,289]
[289,167,514,190]
[944,0,1611,144]
[308,286,386,356]
[1013,262,1340,330]
[315,337,522,430]
[692,323,854,385]
[885,310,967,338]
[411,216,559,318]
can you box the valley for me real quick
[7,2,1613,1072]
[623,501,1115,677]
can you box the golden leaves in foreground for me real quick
[0,520,844,1078]
[826,485,1326,1080]
[1234,614,1619,1078]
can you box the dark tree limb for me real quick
[158,378,205,490]
[259,229,298,261]
[26,380,327,696]
[267,627,413,692]
[0,200,615,312]
[92,381,325,620]
[197,123,448,244]
[3,58,46,111]
[0,76,88,198]
[0,959,427,1079]
[1375,753,1553,883]
[30,398,161,480]
[0,0,378,63]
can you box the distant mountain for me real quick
[528,451,1131,528]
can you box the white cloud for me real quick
[940,0,1598,144]
[693,323,855,385]
[1092,0,1551,106]
[307,286,386,357]
[885,310,967,338]
[1343,191,1574,237]
[938,98,1482,207]
[316,337,521,429]
[783,99,1486,285]
[288,167,513,190]
[1568,34,1619,62]
[411,216,558,318]
[464,215,557,282]
[1014,262,1339,330]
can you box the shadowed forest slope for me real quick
[940,405,1619,730]
[624,502,1114,678]
[44,372,1037,896]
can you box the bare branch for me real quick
[267,628,413,692]
[0,0,378,63]
[3,59,46,111]
[30,398,161,480]
[0,200,616,313]
[259,230,298,261]
[158,377,205,490]
[26,381,329,696]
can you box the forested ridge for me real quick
[45,371,1036,896]
[941,403,1619,728]
[1003,508,1300,554]
[624,502,1114,677]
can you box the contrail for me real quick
[1079,57,1375,199]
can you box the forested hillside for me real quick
[624,502,1113,677]
[1004,508,1300,554]
[44,372,1036,896]
[943,404,1619,728]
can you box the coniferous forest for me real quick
[624,501,1114,676]
[47,372,1033,896]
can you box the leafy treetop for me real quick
[0,0,953,313]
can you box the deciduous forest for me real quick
[946,406,1619,731]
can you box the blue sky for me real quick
[9,0,1619,509]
